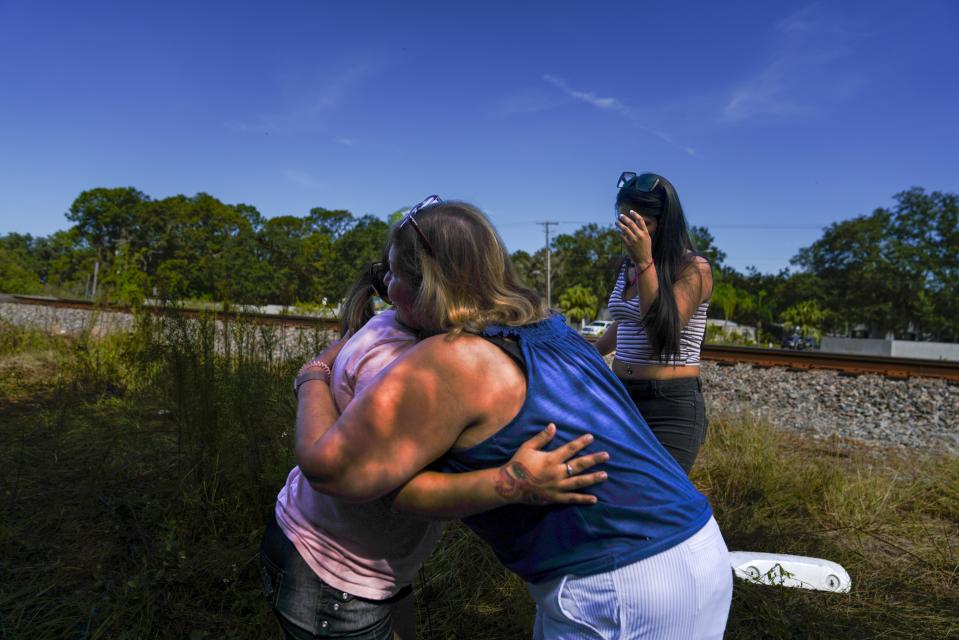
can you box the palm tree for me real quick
[558,285,598,327]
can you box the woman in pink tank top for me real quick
[594,172,714,474]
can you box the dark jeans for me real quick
[620,376,708,475]
[260,514,408,639]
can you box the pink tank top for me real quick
[274,310,445,599]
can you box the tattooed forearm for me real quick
[495,462,547,504]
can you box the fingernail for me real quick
[585,434,594,442]
[600,472,608,480]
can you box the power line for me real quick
[499,220,828,230]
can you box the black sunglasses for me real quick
[397,194,443,256]
[617,172,662,192]
[369,261,391,304]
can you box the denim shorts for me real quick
[620,376,708,474]
[259,514,409,639]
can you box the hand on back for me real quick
[496,423,609,505]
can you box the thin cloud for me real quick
[284,169,325,189]
[542,75,695,156]
[492,87,565,116]
[722,3,867,123]
[228,59,383,135]
[723,62,811,122]
[542,75,631,116]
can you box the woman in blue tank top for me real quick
[294,196,732,639]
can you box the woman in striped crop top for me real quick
[594,172,714,474]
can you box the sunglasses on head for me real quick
[617,172,662,192]
[397,194,443,256]
[370,261,391,304]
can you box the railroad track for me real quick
[1,293,340,330]
[4,294,958,381]
[701,344,959,382]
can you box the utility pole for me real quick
[91,259,100,299]
[537,221,559,308]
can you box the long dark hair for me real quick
[338,246,390,337]
[615,174,704,363]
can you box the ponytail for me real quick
[339,264,377,337]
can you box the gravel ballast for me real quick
[701,362,958,455]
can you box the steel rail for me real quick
[701,344,959,382]
[4,294,958,381]
[3,294,339,330]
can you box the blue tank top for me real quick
[438,313,712,584]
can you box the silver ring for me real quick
[565,463,574,477]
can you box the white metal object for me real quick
[729,551,851,593]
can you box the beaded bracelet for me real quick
[293,360,332,397]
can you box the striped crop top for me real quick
[607,261,709,366]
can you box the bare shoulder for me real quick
[403,332,525,394]
[689,254,712,275]
[678,255,713,300]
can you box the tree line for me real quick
[1,186,956,342]
[0,188,392,307]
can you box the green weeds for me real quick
[1,317,956,639]
[698,411,959,639]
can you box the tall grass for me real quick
[698,411,959,639]
[1,315,956,639]
[0,312,328,639]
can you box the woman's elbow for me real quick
[299,460,382,503]
[295,443,349,493]
[305,478,379,503]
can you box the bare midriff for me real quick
[613,358,700,380]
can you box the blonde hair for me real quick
[390,201,548,335]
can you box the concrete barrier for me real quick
[821,336,959,361]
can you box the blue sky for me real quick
[2,0,957,273]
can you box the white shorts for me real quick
[527,517,732,639]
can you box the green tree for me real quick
[887,188,959,340]
[558,285,598,326]
[781,300,824,339]
[66,187,150,292]
[710,282,739,321]
[387,207,409,226]
[511,249,546,295]
[307,207,354,239]
[551,224,621,305]
[791,209,897,337]
[790,188,959,340]
[100,244,150,304]
[135,193,262,303]
[689,225,726,270]
[0,243,42,293]
[41,229,92,295]
[793,187,959,340]
[328,215,390,302]
[256,215,314,305]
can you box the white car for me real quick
[579,320,613,340]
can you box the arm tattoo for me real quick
[495,462,547,505]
